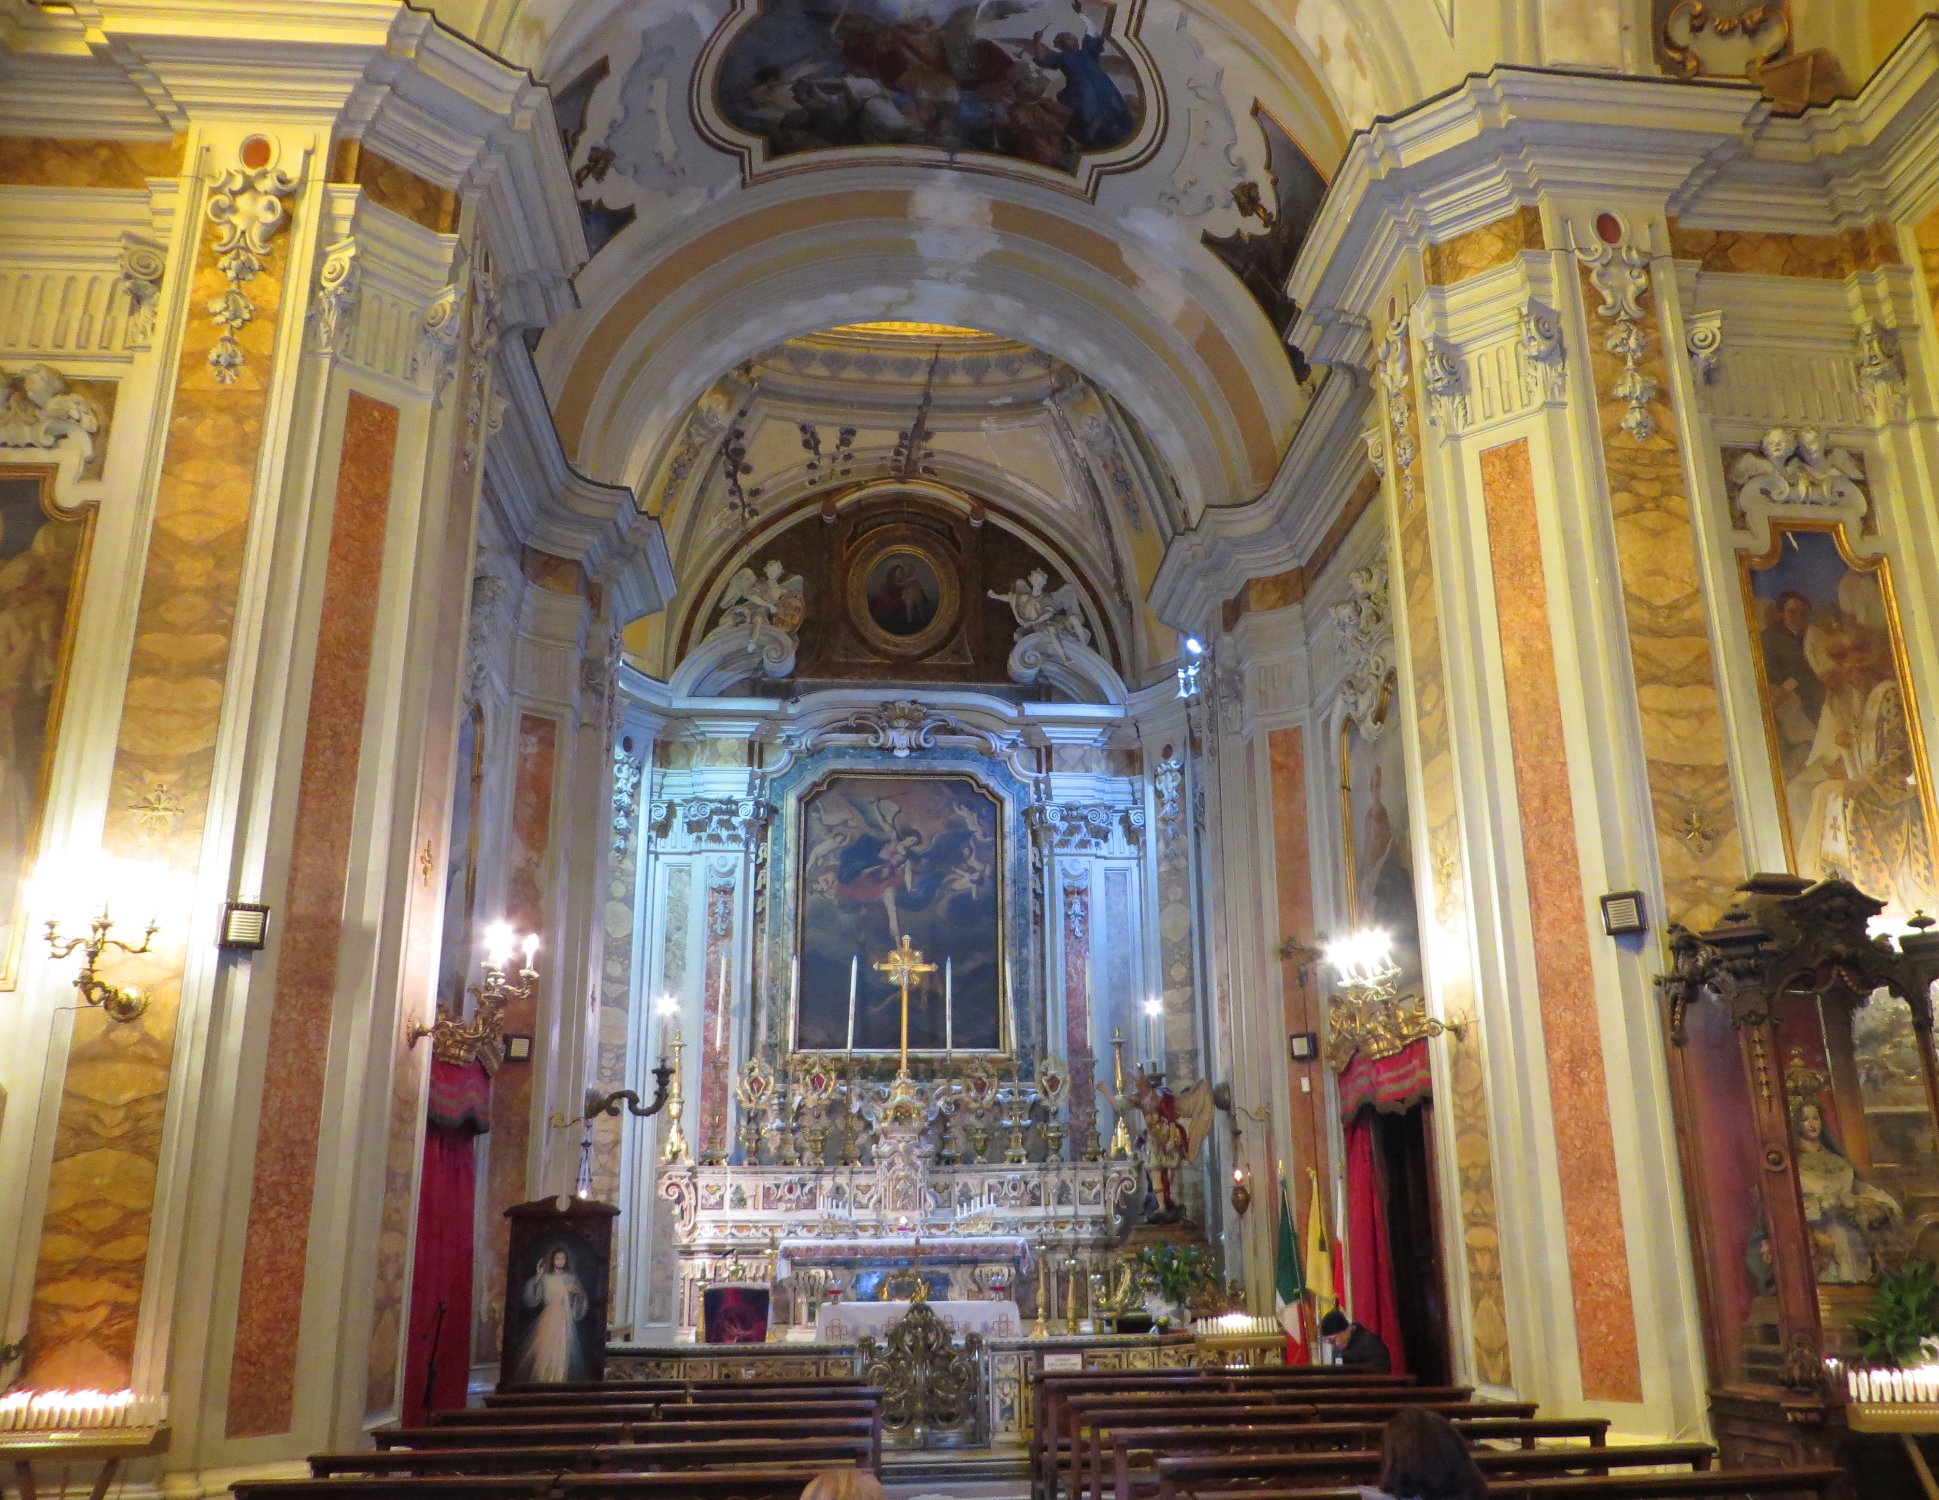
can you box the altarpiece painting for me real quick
[1340,671,1422,1000]
[1741,523,1939,922]
[793,771,1004,1054]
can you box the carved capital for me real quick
[308,236,360,355]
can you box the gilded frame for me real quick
[1737,519,1939,891]
[0,464,100,990]
[845,529,961,660]
[787,767,1011,1060]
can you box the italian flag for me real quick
[1273,1175,1307,1361]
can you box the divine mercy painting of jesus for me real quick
[793,771,1004,1053]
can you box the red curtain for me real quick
[403,1060,491,1424]
[1343,1107,1408,1375]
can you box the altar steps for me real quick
[883,1441,1029,1499]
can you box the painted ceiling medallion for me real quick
[693,0,1163,197]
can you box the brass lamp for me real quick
[39,856,167,1024]
[1322,927,1461,1070]
[408,920,536,1064]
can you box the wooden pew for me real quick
[1103,1417,1610,1500]
[1034,1371,1431,1500]
[488,1381,872,1406]
[1178,1471,1847,1500]
[233,1469,830,1500]
[430,1400,879,1425]
[1059,1387,1475,1500]
[377,1415,882,1471]
[1150,1441,1718,1500]
[495,1378,868,1399]
[310,1435,872,1478]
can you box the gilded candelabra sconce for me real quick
[570,991,676,1129]
[409,921,537,1064]
[1322,928,1461,1070]
[38,858,166,1024]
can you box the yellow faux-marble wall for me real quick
[1577,260,1744,930]
[1381,302,1514,1388]
[27,154,293,1390]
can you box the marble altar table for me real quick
[815,1297,1023,1342]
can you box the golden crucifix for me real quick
[875,933,936,1081]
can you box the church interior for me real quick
[11,0,1939,1495]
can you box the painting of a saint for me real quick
[713,0,1143,174]
[1340,675,1422,1001]
[1202,105,1327,380]
[1743,526,1938,921]
[866,552,939,637]
[795,773,1003,1053]
[0,474,89,989]
[507,1242,596,1383]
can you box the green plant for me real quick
[1853,1260,1939,1366]
[1133,1244,1215,1308]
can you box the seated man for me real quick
[1320,1307,1392,1373]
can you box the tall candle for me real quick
[945,957,953,1055]
[847,956,858,1051]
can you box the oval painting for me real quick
[864,549,942,638]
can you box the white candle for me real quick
[847,957,858,1051]
[945,958,953,1055]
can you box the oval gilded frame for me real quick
[846,531,960,659]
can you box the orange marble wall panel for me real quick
[1266,727,1325,1241]
[26,196,292,1390]
[0,136,181,188]
[1668,220,1901,278]
[1425,206,1545,287]
[476,713,557,1360]
[1577,264,1742,929]
[1388,339,1512,1387]
[330,143,459,234]
[1478,438,1642,1404]
[226,391,400,1438]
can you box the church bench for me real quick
[378,1415,882,1469]
[1101,1417,1611,1500]
[429,1399,880,1425]
[1178,1470,1847,1500]
[310,1435,873,1478]
[1056,1388,1474,1500]
[233,1469,833,1500]
[495,1378,868,1398]
[1033,1373,1430,1500]
[1149,1442,1719,1500]
[488,1381,872,1406]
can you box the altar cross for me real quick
[875,933,936,1077]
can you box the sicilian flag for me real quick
[1273,1175,1306,1361]
[1305,1170,1336,1323]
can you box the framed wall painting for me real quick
[1338,670,1424,1001]
[0,467,96,990]
[1739,522,1939,921]
[792,770,1005,1056]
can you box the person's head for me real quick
[1376,1408,1487,1500]
[1795,1099,1826,1146]
[1319,1308,1351,1351]
[1055,31,1079,50]
[1777,590,1812,637]
[550,1248,570,1271]
[799,1471,886,1500]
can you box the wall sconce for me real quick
[1230,1166,1253,1218]
[408,920,537,1065]
[37,857,168,1024]
[1322,926,1462,1071]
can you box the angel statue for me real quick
[989,569,1089,659]
[717,559,805,651]
[1098,1068,1214,1223]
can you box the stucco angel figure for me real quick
[1729,427,1865,509]
[1100,1070,1214,1223]
[989,569,1089,658]
[718,559,805,650]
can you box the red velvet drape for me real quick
[1343,1108,1407,1375]
[403,1060,491,1424]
